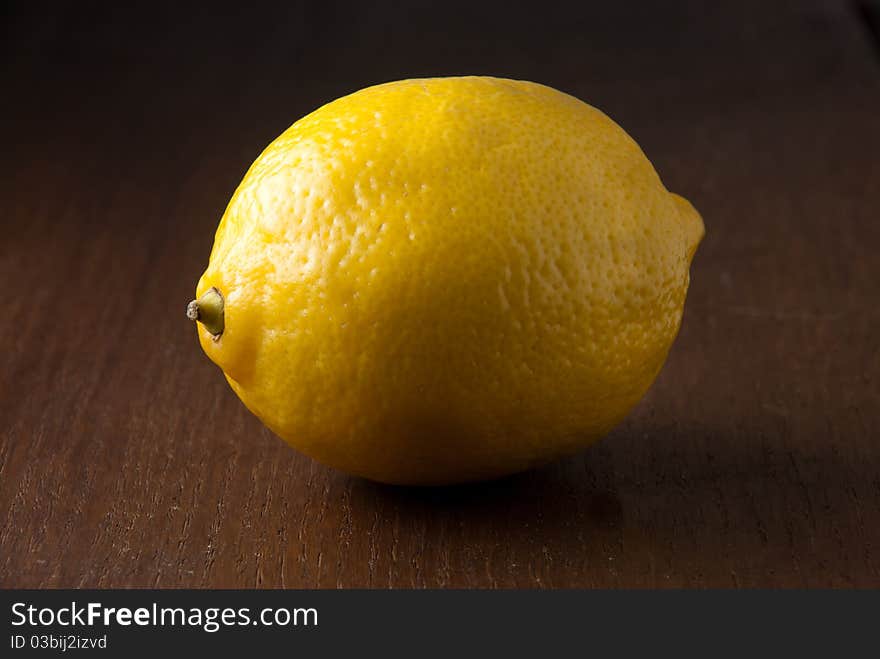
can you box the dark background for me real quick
[1,0,879,588]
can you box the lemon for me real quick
[188,76,703,485]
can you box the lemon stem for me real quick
[186,287,224,338]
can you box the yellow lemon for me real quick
[188,76,703,485]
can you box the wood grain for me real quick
[1,0,879,588]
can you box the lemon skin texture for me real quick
[194,76,704,485]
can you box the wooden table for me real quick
[2,1,879,588]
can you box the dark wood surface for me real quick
[2,1,879,588]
